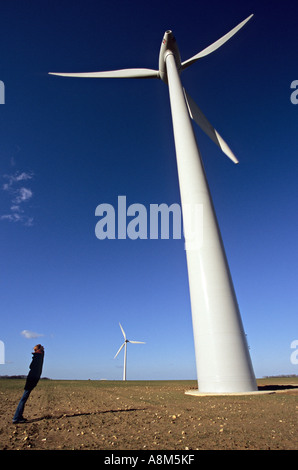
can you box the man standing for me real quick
[12,344,44,424]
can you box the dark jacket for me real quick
[24,352,44,392]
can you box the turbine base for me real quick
[185,389,275,396]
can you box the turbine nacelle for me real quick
[158,30,182,83]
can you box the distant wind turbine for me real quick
[114,323,145,381]
[49,14,257,393]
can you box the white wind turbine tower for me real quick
[50,14,258,393]
[114,323,145,381]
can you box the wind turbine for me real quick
[114,323,145,381]
[49,14,258,393]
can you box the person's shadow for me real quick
[25,407,147,423]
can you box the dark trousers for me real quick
[13,389,31,422]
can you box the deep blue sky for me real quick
[0,0,297,380]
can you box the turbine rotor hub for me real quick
[158,30,182,83]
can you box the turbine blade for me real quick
[114,342,125,359]
[184,89,238,164]
[119,323,126,340]
[49,68,159,79]
[129,341,145,344]
[181,14,253,70]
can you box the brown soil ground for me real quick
[0,378,297,451]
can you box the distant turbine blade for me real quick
[181,14,253,70]
[184,89,238,164]
[114,342,125,359]
[49,68,159,79]
[129,341,146,344]
[119,323,126,340]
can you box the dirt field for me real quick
[0,377,297,451]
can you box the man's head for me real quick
[34,344,44,354]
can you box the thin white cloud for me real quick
[2,172,33,190]
[1,213,22,222]
[11,205,20,212]
[13,187,33,204]
[1,171,34,226]
[21,330,44,339]
[0,213,33,226]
